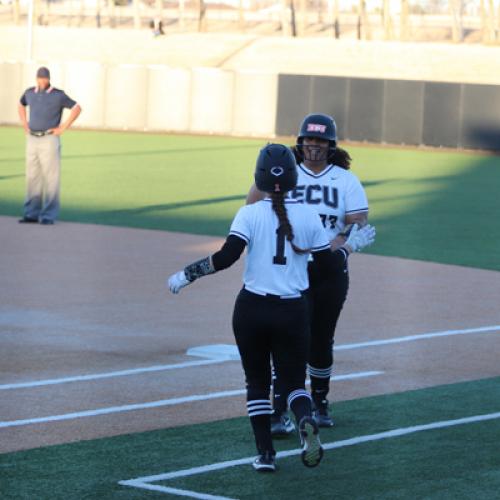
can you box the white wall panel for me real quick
[147,65,191,131]
[0,62,23,124]
[64,61,106,128]
[232,71,277,137]
[104,64,148,130]
[190,67,234,134]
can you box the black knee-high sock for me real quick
[247,399,274,455]
[287,389,313,423]
[308,364,332,406]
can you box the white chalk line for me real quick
[0,358,227,391]
[119,410,500,499]
[0,371,382,429]
[2,324,499,391]
[334,324,500,351]
[121,482,236,500]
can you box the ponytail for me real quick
[271,193,309,255]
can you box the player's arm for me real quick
[331,170,369,250]
[345,210,368,227]
[330,210,369,250]
[314,224,376,277]
[168,235,246,294]
[246,183,265,205]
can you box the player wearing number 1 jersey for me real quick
[247,114,369,432]
[168,144,375,472]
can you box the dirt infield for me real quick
[1,215,499,453]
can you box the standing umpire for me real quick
[18,67,81,225]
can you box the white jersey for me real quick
[289,163,369,240]
[229,199,330,297]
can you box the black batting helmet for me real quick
[295,113,337,163]
[254,144,298,194]
[297,113,337,144]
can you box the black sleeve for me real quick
[20,91,28,106]
[183,235,246,282]
[212,235,247,271]
[312,247,349,278]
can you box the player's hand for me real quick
[167,270,191,294]
[344,224,376,253]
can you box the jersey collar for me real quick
[35,86,53,94]
[298,163,334,179]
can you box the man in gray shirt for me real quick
[18,67,82,225]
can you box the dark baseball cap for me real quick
[36,67,50,79]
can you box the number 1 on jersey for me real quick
[273,226,287,265]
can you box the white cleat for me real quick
[252,451,277,473]
[299,416,324,468]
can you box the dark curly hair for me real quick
[292,145,352,170]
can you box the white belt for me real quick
[244,285,303,300]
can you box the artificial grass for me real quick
[1,127,499,270]
[1,376,500,499]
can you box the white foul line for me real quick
[0,358,228,391]
[121,482,237,500]
[335,324,500,351]
[0,371,382,429]
[119,410,500,499]
[2,324,499,391]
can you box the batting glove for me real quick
[344,224,376,253]
[167,270,191,294]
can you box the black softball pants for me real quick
[307,258,349,405]
[232,288,313,455]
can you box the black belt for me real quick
[30,130,53,137]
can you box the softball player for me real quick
[247,114,369,433]
[168,144,375,472]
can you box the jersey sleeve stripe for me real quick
[338,247,349,261]
[345,207,369,214]
[229,230,250,243]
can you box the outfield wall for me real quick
[1,60,500,151]
[0,61,277,138]
[276,74,500,151]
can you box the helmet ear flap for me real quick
[292,142,304,163]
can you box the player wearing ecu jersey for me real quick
[247,114,369,433]
[168,144,375,472]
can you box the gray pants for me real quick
[24,134,61,222]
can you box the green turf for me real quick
[1,377,500,499]
[1,126,500,270]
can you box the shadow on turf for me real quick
[0,143,261,164]
[64,143,260,160]
[2,154,499,270]
[0,174,24,181]
[365,154,500,270]
[106,194,247,216]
